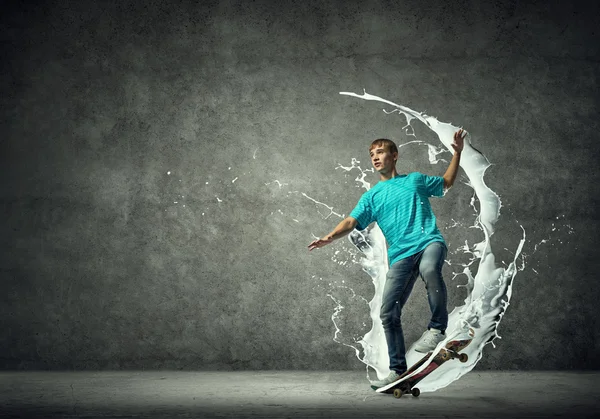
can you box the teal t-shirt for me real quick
[349,172,446,266]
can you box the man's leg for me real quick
[418,241,449,332]
[379,256,419,375]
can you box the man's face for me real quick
[369,146,397,174]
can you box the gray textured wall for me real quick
[2,0,599,371]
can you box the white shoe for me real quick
[370,371,402,388]
[414,328,445,353]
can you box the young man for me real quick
[308,129,466,388]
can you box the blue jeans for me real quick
[380,241,448,374]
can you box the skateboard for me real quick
[372,328,474,398]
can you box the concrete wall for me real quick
[1,0,599,370]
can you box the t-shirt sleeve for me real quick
[422,173,445,197]
[349,193,375,231]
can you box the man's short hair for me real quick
[369,138,398,155]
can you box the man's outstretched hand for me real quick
[452,128,466,154]
[308,237,333,251]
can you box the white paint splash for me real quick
[265,180,288,189]
[293,191,344,220]
[339,90,526,392]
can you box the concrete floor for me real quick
[0,371,598,418]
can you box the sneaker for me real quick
[414,328,445,353]
[370,370,403,388]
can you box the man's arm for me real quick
[308,216,358,251]
[443,129,466,189]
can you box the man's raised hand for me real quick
[452,128,466,154]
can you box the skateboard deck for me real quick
[373,328,474,398]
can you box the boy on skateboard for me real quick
[308,129,466,388]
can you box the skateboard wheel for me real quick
[411,388,420,397]
[459,353,468,363]
[393,388,403,398]
[441,351,450,361]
